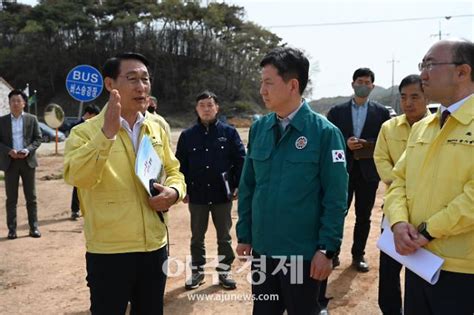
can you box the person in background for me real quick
[0,89,42,239]
[146,95,171,138]
[327,68,391,272]
[374,74,429,315]
[176,90,245,290]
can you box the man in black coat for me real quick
[327,68,390,272]
[176,90,246,290]
[0,89,42,239]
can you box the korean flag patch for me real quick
[332,150,345,163]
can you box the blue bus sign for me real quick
[65,65,103,102]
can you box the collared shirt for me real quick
[11,112,24,151]
[440,93,473,115]
[277,100,304,132]
[119,112,145,152]
[351,99,369,138]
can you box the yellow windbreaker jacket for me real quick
[64,109,186,254]
[374,111,431,185]
[374,114,412,185]
[385,96,474,273]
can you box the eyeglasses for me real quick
[118,75,151,85]
[418,61,463,72]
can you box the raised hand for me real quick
[102,89,122,139]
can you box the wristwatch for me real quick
[317,245,336,259]
[417,222,435,241]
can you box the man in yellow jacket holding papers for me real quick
[374,74,430,315]
[385,39,474,313]
[64,52,185,315]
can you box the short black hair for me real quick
[451,40,474,81]
[399,74,423,93]
[260,47,309,95]
[8,89,28,103]
[84,104,100,115]
[102,52,149,80]
[196,90,218,104]
[353,68,375,83]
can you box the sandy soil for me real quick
[0,130,387,315]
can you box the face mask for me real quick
[353,85,372,98]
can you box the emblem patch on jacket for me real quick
[295,136,307,149]
[218,137,227,142]
[332,150,346,162]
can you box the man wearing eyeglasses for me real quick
[374,74,430,315]
[385,39,474,313]
[64,52,186,314]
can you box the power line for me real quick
[265,14,473,29]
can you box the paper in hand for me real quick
[135,135,163,196]
[377,228,444,284]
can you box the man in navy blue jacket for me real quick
[176,90,246,290]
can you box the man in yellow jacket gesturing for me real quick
[64,52,186,314]
[385,39,474,313]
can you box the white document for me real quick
[135,135,163,196]
[377,228,444,284]
[221,171,232,200]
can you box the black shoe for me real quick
[218,272,237,290]
[71,212,80,220]
[332,256,340,269]
[29,228,41,238]
[185,272,205,290]
[352,256,369,272]
[7,230,17,240]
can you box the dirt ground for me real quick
[0,129,387,315]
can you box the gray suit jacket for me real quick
[0,112,42,171]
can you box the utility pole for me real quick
[387,55,400,112]
[387,55,399,88]
[431,16,451,40]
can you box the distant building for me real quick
[0,77,13,116]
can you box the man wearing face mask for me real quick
[327,68,390,272]
[145,95,171,138]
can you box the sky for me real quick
[17,0,474,100]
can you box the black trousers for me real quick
[348,162,378,257]
[4,159,38,231]
[86,247,168,315]
[405,269,474,315]
[251,251,322,315]
[189,202,235,271]
[71,186,80,213]
[378,250,402,315]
